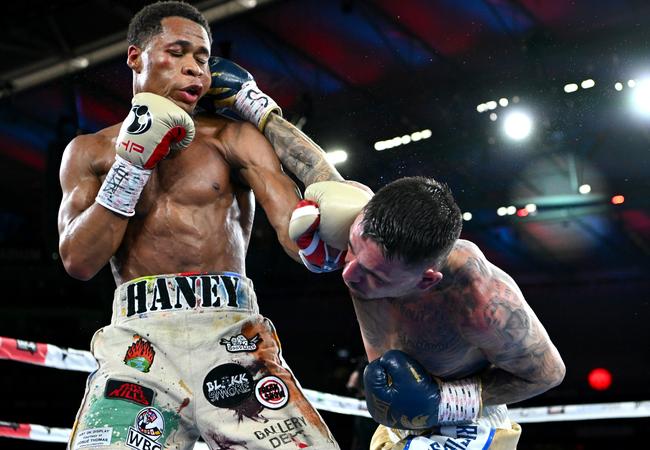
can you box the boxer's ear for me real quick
[417,269,443,290]
[127,45,143,73]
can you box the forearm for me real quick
[264,114,344,186]
[479,366,559,406]
[59,204,128,280]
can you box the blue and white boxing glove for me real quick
[202,56,281,131]
[363,350,482,430]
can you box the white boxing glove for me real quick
[96,93,195,217]
[289,181,373,273]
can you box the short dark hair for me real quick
[361,177,462,266]
[127,1,213,48]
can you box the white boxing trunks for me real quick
[370,405,521,450]
[68,272,339,450]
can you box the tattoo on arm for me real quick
[468,267,565,405]
[264,114,344,186]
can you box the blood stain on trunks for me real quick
[177,397,190,413]
[208,431,247,449]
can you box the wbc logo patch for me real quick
[126,407,165,450]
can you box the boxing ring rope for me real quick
[2,336,649,446]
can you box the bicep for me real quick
[466,264,562,383]
[225,123,301,231]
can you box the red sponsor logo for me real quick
[105,379,155,406]
[120,140,145,153]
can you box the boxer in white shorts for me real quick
[57,2,341,449]
[70,273,335,449]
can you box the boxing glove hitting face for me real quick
[95,93,195,217]
[202,56,281,131]
[363,350,482,430]
[289,181,373,273]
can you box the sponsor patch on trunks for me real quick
[104,379,155,406]
[126,407,165,450]
[254,416,309,448]
[220,333,261,352]
[255,376,289,410]
[203,363,254,408]
[124,336,156,373]
[74,427,113,448]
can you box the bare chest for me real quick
[354,291,487,378]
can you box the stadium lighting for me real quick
[503,111,533,141]
[462,212,473,221]
[631,79,650,116]
[374,128,432,151]
[581,79,595,89]
[326,149,348,165]
[564,83,578,93]
[579,184,591,194]
[614,82,623,91]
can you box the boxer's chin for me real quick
[346,283,370,301]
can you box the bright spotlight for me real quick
[503,111,533,141]
[462,212,473,221]
[486,101,497,110]
[614,82,623,91]
[326,149,348,165]
[506,206,517,215]
[581,79,595,89]
[564,83,578,93]
[631,79,650,115]
[628,79,636,88]
[525,203,537,213]
[497,207,507,217]
[374,141,386,151]
[499,98,509,107]
[579,184,591,194]
[489,113,498,121]
[420,129,432,139]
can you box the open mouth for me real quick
[177,85,202,103]
[184,85,201,96]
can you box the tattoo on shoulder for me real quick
[484,298,530,349]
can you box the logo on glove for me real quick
[126,104,153,135]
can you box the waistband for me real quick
[112,272,258,324]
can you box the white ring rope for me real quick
[1,336,649,445]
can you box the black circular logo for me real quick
[126,104,152,135]
[202,363,254,408]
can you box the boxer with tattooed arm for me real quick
[213,58,565,450]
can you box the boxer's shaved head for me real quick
[361,176,462,267]
[127,0,213,48]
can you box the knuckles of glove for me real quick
[303,181,373,250]
[116,92,195,169]
[363,350,442,430]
